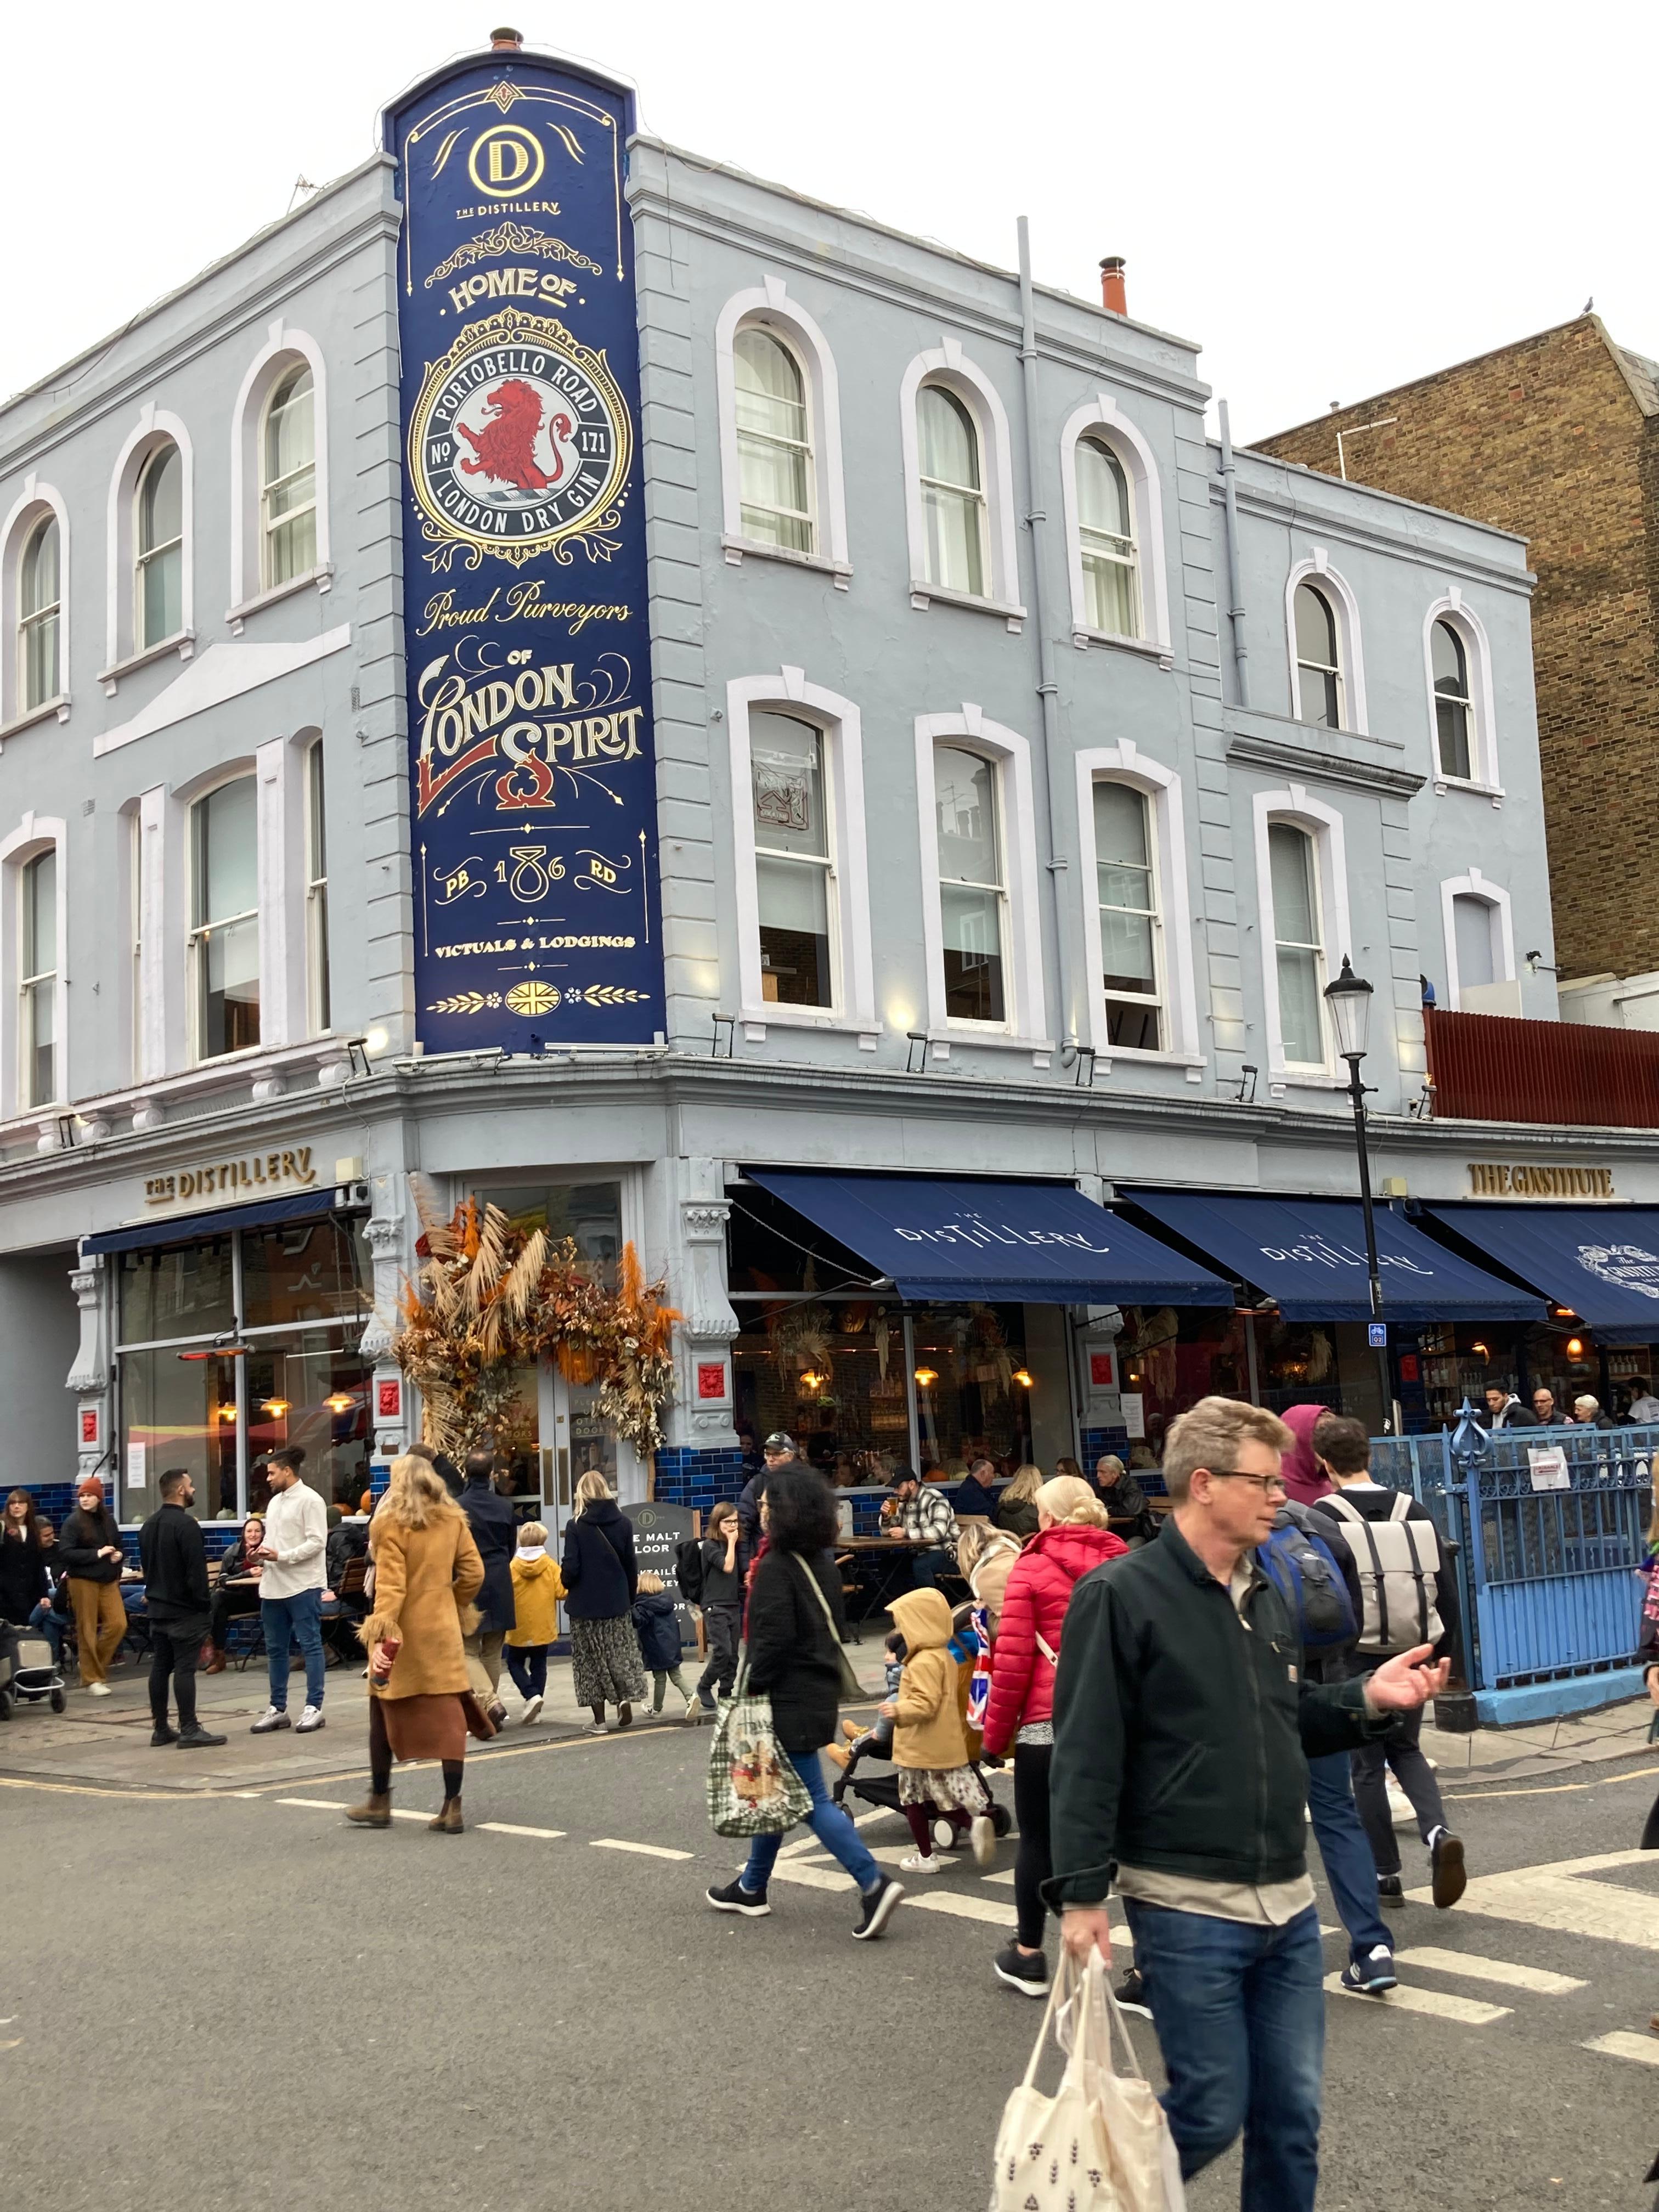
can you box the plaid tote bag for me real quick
[706,1654,813,1838]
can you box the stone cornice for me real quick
[1224,730,1427,800]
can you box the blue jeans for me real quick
[909,1548,943,1590]
[27,1601,64,1667]
[1306,1749,1392,1959]
[261,1591,325,1710]
[504,1643,549,1699]
[740,1750,882,1895]
[1125,1899,1324,2212]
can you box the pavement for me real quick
[2,1658,1656,2211]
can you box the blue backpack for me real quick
[1256,1506,1357,1651]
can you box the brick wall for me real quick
[1255,319,1659,982]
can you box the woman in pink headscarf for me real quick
[1278,1403,1334,1506]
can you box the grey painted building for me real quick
[0,39,1645,1539]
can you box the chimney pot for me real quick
[1099,256,1127,317]
[490,25,523,48]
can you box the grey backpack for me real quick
[1323,1491,1444,1655]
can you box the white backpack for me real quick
[1323,1491,1444,1655]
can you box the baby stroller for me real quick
[831,1598,1012,1844]
[0,1618,67,1720]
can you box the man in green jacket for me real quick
[1047,1396,1448,2212]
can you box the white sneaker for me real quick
[898,1850,943,1874]
[521,1694,544,1725]
[585,1719,609,1735]
[969,1813,997,1869]
[684,1696,701,1723]
[295,1705,326,1734]
[86,1680,112,1698]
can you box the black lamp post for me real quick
[1324,956,1394,1431]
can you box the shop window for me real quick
[241,1216,371,1329]
[1268,821,1328,1068]
[934,744,1007,1024]
[136,441,184,650]
[261,363,317,590]
[120,1345,244,1519]
[750,710,834,1008]
[477,1181,622,1283]
[243,1328,370,1515]
[1093,780,1161,1051]
[119,1237,236,1345]
[189,775,261,1059]
[18,514,60,713]
[19,847,57,1108]
[910,1304,1034,1471]
[1293,579,1344,730]
[733,328,814,555]
[306,739,330,1033]
[1075,437,1139,638]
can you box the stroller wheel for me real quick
[991,1803,1013,1837]
[50,1688,66,1713]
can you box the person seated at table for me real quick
[877,1469,960,1590]
[952,1458,999,1520]
[202,1515,266,1673]
[1093,1453,1157,1545]
[995,1463,1043,1542]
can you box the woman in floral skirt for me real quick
[560,1469,647,1732]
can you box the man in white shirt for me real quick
[1626,1380,1659,1424]
[250,1447,329,1734]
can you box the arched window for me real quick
[934,744,1006,1021]
[1452,893,1497,990]
[19,515,60,710]
[190,777,261,1059]
[19,848,57,1108]
[262,364,317,588]
[136,442,183,648]
[1268,822,1327,1066]
[733,330,813,555]
[918,386,988,598]
[1093,780,1161,1049]
[1432,618,1473,781]
[749,708,834,1008]
[1294,581,1344,730]
[1076,438,1139,637]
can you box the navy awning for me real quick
[1125,1189,1545,1324]
[1422,1204,1659,1344]
[83,1190,349,1259]
[746,1170,1231,1307]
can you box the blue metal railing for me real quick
[1370,1418,1654,1690]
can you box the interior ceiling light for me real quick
[913,1365,938,1388]
[1566,1337,1584,1358]
[1012,1368,1035,1388]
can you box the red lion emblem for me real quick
[456,378,573,493]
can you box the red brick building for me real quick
[1255,317,1659,986]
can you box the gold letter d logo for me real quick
[469,125,544,196]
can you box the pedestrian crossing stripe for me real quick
[478,1821,565,1838]
[1407,1849,1659,1954]
[591,1837,693,1861]
[1582,2032,1659,2068]
[1396,1945,1585,1994]
[1324,1974,1511,2025]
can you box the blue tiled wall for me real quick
[1079,1426,1165,1494]
[20,1479,302,1560]
[652,1444,751,1511]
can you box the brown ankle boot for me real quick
[203,1651,228,1676]
[428,1795,464,1833]
[345,1791,391,1828]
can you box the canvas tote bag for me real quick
[705,1650,812,1838]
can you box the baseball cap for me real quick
[763,1432,795,1454]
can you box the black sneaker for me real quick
[1113,1966,1152,2019]
[993,1943,1049,1997]
[1429,1827,1466,1910]
[706,1876,770,1918]
[1339,1944,1398,1995]
[149,1725,178,1747]
[853,1875,903,1940]
[1377,1872,1404,1904]
[176,1725,227,1748]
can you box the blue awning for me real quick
[83,1190,351,1259]
[1422,1204,1659,1344]
[746,1170,1231,1307]
[1126,1189,1545,1324]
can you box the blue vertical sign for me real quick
[385,44,663,1050]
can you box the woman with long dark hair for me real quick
[0,1488,48,1634]
[705,1464,904,1940]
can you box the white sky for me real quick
[2,0,1652,442]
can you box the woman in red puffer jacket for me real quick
[981,1475,1127,1996]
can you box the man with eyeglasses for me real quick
[1046,1395,1449,2212]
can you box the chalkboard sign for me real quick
[628,1500,698,1651]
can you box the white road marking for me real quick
[1398,1945,1586,1995]
[590,1837,693,1861]
[1582,2031,1659,2068]
[902,1890,1018,1927]
[1412,1870,1659,1953]
[1324,1974,1510,2025]
[478,1821,566,1839]
[770,1860,855,1892]
[981,1869,1017,1886]
[276,1798,350,1811]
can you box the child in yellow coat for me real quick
[505,1521,565,1724]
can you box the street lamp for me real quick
[1324,956,1393,1430]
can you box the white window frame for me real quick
[304,736,330,1035]
[104,407,195,680]
[715,280,848,580]
[18,847,59,1112]
[726,672,874,1035]
[1058,396,1171,654]
[0,481,71,730]
[131,786,166,1082]
[1252,784,1352,1083]
[1440,869,1517,1008]
[228,325,331,619]
[0,812,67,1121]
[1074,743,1201,1067]
[1423,589,1500,795]
[1284,551,1367,733]
[915,707,1046,1046]
[899,343,1023,621]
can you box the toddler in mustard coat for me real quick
[505,1521,565,1724]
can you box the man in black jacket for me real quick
[137,1471,224,1748]
[1048,1396,1447,2212]
[736,1432,795,1576]
[459,1447,516,1728]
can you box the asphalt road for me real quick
[3,1719,1656,2212]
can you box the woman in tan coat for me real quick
[347,1454,491,1834]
